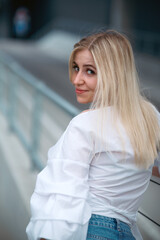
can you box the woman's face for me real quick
[71,49,97,104]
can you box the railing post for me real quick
[8,72,18,132]
[0,64,4,112]
[0,64,7,114]
[30,83,44,171]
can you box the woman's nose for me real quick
[73,71,84,85]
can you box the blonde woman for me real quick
[26,30,160,240]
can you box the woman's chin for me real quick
[76,93,94,103]
[76,98,91,104]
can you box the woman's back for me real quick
[70,109,153,221]
[71,108,156,238]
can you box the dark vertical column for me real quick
[109,0,136,32]
[32,0,55,36]
[109,0,124,30]
[0,0,12,38]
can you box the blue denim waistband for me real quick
[89,214,131,231]
[87,214,135,239]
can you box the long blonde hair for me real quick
[69,30,160,168]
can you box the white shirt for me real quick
[26,107,160,240]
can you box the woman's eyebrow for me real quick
[83,64,96,70]
[73,61,96,70]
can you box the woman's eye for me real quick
[87,69,95,75]
[73,66,79,72]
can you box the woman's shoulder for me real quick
[70,107,114,129]
[71,109,98,126]
[64,109,99,135]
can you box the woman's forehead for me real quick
[74,49,95,64]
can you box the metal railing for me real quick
[0,51,80,171]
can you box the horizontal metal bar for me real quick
[150,179,160,186]
[138,210,160,227]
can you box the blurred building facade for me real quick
[0,0,160,56]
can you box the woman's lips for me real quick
[75,89,88,94]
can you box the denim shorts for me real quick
[86,214,135,240]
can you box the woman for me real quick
[26,30,160,240]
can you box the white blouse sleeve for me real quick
[26,117,93,240]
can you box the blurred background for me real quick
[0,0,159,239]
